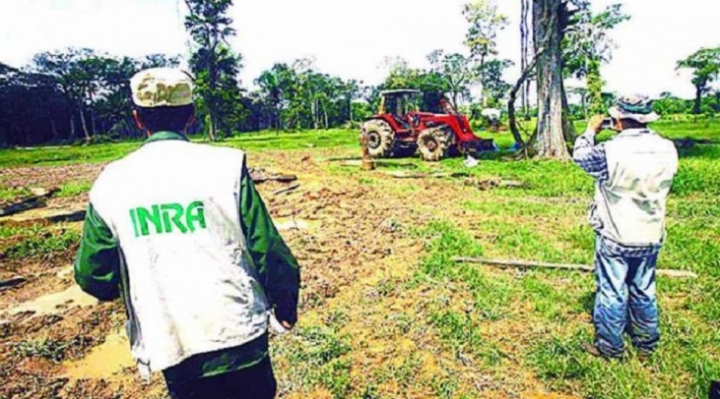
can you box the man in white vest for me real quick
[573,94,678,359]
[74,68,300,398]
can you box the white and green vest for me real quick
[593,129,678,246]
[89,136,269,374]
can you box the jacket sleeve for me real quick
[239,158,301,325]
[74,203,121,301]
[573,129,609,183]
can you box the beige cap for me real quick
[608,93,660,124]
[130,68,194,108]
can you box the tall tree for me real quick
[520,0,532,118]
[563,3,629,115]
[31,48,100,142]
[522,0,598,159]
[677,47,720,115]
[184,0,242,141]
[427,50,474,108]
[463,0,509,106]
[478,59,513,107]
[531,0,569,159]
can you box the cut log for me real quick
[453,257,698,279]
[44,209,87,224]
[465,179,526,190]
[273,184,300,196]
[385,171,470,179]
[0,187,59,217]
[0,276,27,290]
[249,169,298,184]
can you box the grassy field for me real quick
[1,120,719,398]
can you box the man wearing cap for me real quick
[573,94,678,359]
[74,67,300,399]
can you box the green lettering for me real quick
[137,205,163,236]
[130,209,140,237]
[186,201,206,232]
[161,203,188,234]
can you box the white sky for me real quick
[1,0,719,99]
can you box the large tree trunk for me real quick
[531,0,570,160]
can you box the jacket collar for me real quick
[144,131,189,145]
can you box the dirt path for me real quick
[0,148,578,398]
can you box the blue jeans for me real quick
[593,237,660,356]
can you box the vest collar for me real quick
[144,131,189,145]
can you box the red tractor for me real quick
[361,89,495,161]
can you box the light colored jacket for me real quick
[591,129,678,246]
[89,138,269,374]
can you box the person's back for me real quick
[593,128,678,246]
[90,137,268,372]
[75,68,299,399]
[573,94,677,360]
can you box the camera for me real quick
[600,118,614,130]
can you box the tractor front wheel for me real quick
[362,119,396,158]
[417,127,451,162]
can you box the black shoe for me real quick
[636,349,654,361]
[582,342,622,360]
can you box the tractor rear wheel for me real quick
[417,127,451,162]
[362,119,395,158]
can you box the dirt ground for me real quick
[0,147,575,399]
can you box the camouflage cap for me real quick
[608,94,660,124]
[130,68,194,108]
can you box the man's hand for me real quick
[280,321,294,330]
[587,115,605,135]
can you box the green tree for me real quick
[463,0,509,105]
[427,50,474,108]
[676,47,720,115]
[31,48,99,142]
[184,0,243,141]
[478,58,513,107]
[563,3,629,115]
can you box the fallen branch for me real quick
[249,169,298,184]
[0,187,59,217]
[273,184,300,196]
[44,209,87,224]
[465,179,526,190]
[0,276,27,290]
[453,257,698,279]
[385,171,470,179]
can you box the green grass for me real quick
[273,325,353,398]
[57,181,92,197]
[13,336,94,363]
[0,186,31,203]
[408,122,720,398]
[1,120,718,398]
[0,129,359,168]
[0,224,80,260]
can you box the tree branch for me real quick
[508,47,546,148]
